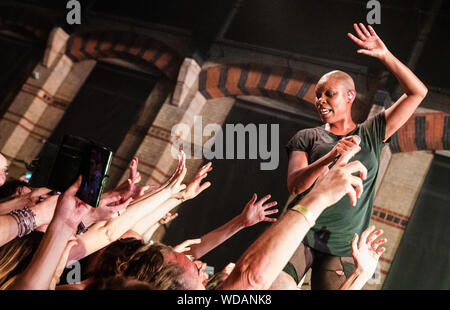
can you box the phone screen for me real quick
[76,144,113,207]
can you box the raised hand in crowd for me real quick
[175,161,212,201]
[339,225,387,290]
[185,193,278,260]
[8,176,91,290]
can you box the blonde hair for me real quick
[0,232,42,289]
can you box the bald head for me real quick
[317,70,355,92]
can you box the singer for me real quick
[281,23,428,290]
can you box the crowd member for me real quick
[0,180,32,201]
[0,157,152,288]
[108,148,386,290]
[284,23,427,289]
[54,158,278,290]
[7,151,188,289]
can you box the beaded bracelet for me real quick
[9,206,37,237]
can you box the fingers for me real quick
[360,225,376,245]
[111,197,133,213]
[343,135,361,145]
[359,23,371,37]
[368,25,377,37]
[198,181,211,193]
[350,175,364,199]
[256,194,272,206]
[341,161,368,180]
[66,175,82,196]
[248,193,257,205]
[197,162,213,177]
[351,233,359,255]
[174,238,202,253]
[372,238,387,251]
[263,216,277,223]
[366,229,383,244]
[376,247,386,256]
[346,183,358,206]
[262,201,278,210]
[353,23,366,40]
[357,49,375,57]
[100,192,122,206]
[347,32,364,46]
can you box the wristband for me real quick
[291,204,316,227]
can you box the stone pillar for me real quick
[0,27,96,177]
[107,80,173,188]
[171,58,201,107]
[363,151,434,289]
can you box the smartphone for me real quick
[47,135,91,193]
[76,143,113,207]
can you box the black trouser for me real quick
[284,242,355,290]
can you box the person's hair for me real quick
[118,242,191,290]
[88,238,144,280]
[0,231,43,289]
[84,275,156,290]
[0,180,31,201]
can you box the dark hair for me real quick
[0,180,31,200]
[119,242,190,290]
[85,275,156,290]
[89,238,144,280]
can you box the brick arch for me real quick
[0,5,53,41]
[198,64,318,104]
[390,112,450,153]
[66,31,183,80]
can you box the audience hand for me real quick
[53,176,91,232]
[310,148,367,207]
[240,193,278,227]
[173,238,202,253]
[175,162,212,201]
[351,225,387,279]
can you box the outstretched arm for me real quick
[129,161,212,240]
[348,23,428,141]
[67,153,187,262]
[221,151,368,290]
[287,136,361,195]
[187,193,278,260]
[8,177,91,290]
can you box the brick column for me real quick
[0,27,95,176]
[107,80,173,188]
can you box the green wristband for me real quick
[291,204,316,227]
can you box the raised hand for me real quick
[53,176,91,231]
[311,147,367,207]
[347,23,389,60]
[240,193,278,227]
[173,238,202,253]
[351,225,387,278]
[87,191,133,223]
[175,162,212,201]
[118,158,151,202]
[328,135,361,163]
